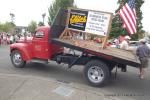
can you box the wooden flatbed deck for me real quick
[52,38,140,67]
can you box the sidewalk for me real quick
[0,73,121,100]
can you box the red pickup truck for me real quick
[10,9,140,87]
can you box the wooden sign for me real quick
[59,8,113,49]
[67,8,113,36]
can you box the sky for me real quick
[0,0,150,32]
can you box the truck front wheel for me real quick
[84,60,110,87]
[11,50,26,68]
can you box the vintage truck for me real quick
[10,8,140,87]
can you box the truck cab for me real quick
[10,26,63,68]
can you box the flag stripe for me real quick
[123,5,136,32]
[120,4,136,34]
[119,10,134,34]
[125,4,136,26]
[119,0,136,34]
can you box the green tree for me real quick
[0,22,3,32]
[27,21,37,33]
[110,0,144,40]
[48,0,76,25]
[0,22,16,33]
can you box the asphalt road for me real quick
[0,45,150,100]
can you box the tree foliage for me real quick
[38,21,44,26]
[0,22,16,33]
[110,0,144,40]
[27,21,37,33]
[48,0,76,25]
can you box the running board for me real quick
[31,59,48,64]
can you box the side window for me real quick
[35,31,44,38]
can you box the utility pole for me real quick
[10,13,15,23]
[42,13,46,25]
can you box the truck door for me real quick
[32,30,49,59]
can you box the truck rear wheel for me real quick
[84,60,110,87]
[11,50,26,68]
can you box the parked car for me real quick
[129,40,150,51]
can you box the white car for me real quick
[129,41,150,50]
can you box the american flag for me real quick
[119,0,136,34]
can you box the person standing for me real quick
[120,35,131,50]
[114,38,120,48]
[136,39,150,79]
[9,35,14,44]
[119,35,131,72]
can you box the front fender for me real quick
[10,43,33,61]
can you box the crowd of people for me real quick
[0,32,20,45]
[0,32,33,46]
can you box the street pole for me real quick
[42,13,46,25]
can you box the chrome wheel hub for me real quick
[88,66,104,83]
[13,53,22,65]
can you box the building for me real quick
[15,26,27,34]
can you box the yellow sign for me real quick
[69,15,87,24]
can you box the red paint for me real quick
[10,26,63,61]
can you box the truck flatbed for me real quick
[52,38,140,67]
